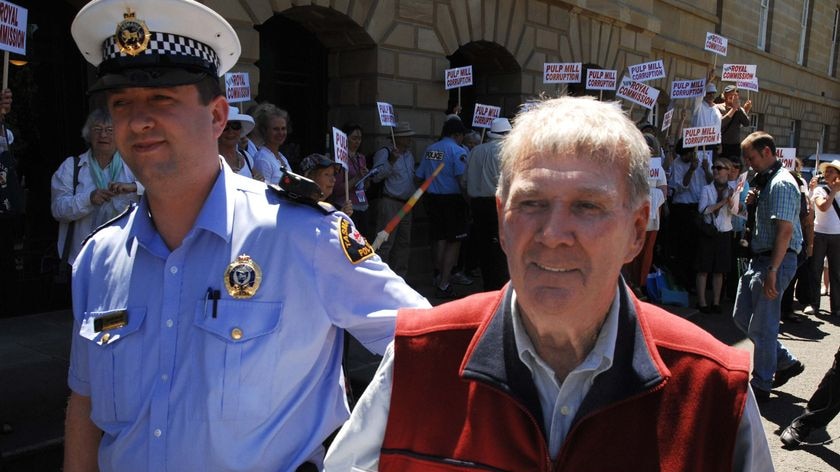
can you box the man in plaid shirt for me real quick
[733,131,805,402]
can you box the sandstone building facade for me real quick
[203,0,838,158]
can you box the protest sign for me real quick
[0,1,26,55]
[737,79,759,93]
[616,78,659,109]
[628,60,666,82]
[445,66,473,89]
[670,78,706,99]
[543,62,582,83]
[649,157,664,181]
[376,102,397,127]
[224,72,250,103]
[661,108,674,132]
[721,64,757,82]
[585,69,617,90]
[332,127,348,170]
[682,126,721,148]
[704,33,728,56]
[472,103,501,128]
[776,148,797,170]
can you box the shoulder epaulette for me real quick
[81,203,136,247]
[268,183,335,215]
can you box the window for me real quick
[821,124,830,153]
[758,0,770,51]
[830,8,840,76]
[797,0,811,65]
[650,102,660,128]
[749,113,761,131]
[789,120,800,148]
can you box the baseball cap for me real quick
[300,153,340,176]
[72,0,241,92]
[705,82,718,94]
[723,85,737,94]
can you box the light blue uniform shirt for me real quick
[68,164,429,471]
[415,136,466,195]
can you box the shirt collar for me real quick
[131,158,233,257]
[511,287,619,382]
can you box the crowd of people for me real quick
[0,0,834,469]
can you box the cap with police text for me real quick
[72,0,241,92]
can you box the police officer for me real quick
[64,1,429,471]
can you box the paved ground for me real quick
[2,266,840,470]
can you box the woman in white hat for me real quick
[218,105,262,180]
[808,159,840,316]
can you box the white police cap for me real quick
[71,0,241,92]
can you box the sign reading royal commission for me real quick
[0,0,26,55]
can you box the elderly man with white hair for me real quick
[325,96,772,472]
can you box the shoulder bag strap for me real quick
[60,156,81,264]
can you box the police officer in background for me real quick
[64,1,428,471]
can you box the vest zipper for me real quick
[554,379,668,468]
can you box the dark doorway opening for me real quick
[256,14,328,168]
[447,41,521,130]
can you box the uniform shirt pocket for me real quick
[191,299,284,421]
[79,307,148,424]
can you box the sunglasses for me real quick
[224,122,242,131]
[712,165,730,171]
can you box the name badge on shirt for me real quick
[93,310,128,333]
[224,254,262,299]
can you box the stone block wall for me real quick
[210,0,838,155]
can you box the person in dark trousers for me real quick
[781,345,840,448]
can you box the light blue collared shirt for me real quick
[511,289,618,459]
[416,136,467,195]
[68,163,429,471]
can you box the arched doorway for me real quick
[255,6,376,170]
[447,41,521,132]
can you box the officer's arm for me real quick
[63,392,101,472]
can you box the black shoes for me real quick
[773,361,805,388]
[780,421,812,449]
[434,284,457,299]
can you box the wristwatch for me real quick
[767,266,777,273]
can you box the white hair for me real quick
[497,96,650,209]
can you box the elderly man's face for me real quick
[497,153,647,323]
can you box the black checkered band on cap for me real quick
[101,31,220,75]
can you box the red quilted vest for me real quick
[380,287,750,471]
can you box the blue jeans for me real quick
[732,252,799,392]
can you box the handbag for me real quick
[54,156,81,284]
[694,212,717,237]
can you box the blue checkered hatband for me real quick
[101,31,220,76]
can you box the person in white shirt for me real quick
[252,103,292,184]
[695,158,741,313]
[217,105,261,180]
[50,109,141,265]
